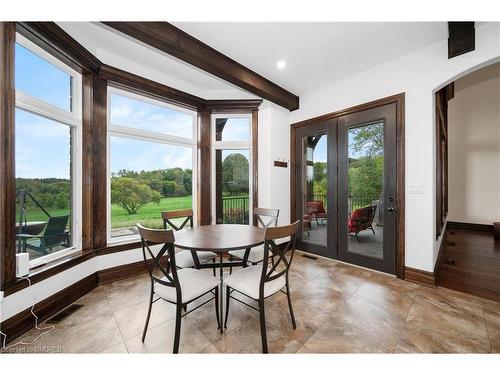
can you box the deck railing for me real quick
[222,196,249,224]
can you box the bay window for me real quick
[107,88,196,243]
[212,115,252,224]
[14,33,82,267]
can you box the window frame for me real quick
[210,113,253,224]
[106,86,198,245]
[14,33,83,268]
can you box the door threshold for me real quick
[295,249,397,278]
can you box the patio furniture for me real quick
[348,205,377,242]
[223,220,300,353]
[161,209,217,275]
[137,224,220,354]
[303,213,311,237]
[228,207,279,270]
[16,215,70,255]
[307,200,327,224]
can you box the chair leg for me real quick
[212,258,216,277]
[173,304,183,354]
[285,284,297,329]
[355,231,360,242]
[371,226,376,235]
[224,286,231,329]
[214,287,220,329]
[258,298,268,354]
[141,288,154,342]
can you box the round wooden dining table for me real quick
[174,224,265,332]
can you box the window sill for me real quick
[2,249,95,297]
[96,240,142,256]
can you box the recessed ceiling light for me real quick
[276,60,286,70]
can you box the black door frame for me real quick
[294,119,337,258]
[290,94,405,279]
[337,104,397,274]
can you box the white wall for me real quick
[448,63,500,225]
[258,101,291,225]
[279,22,500,272]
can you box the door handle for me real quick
[386,207,395,212]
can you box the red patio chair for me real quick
[348,205,377,242]
[306,201,327,225]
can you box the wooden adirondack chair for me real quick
[16,215,70,255]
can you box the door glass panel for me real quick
[347,122,384,259]
[302,133,328,246]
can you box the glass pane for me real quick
[215,150,249,224]
[215,118,250,141]
[15,109,73,261]
[110,136,193,239]
[110,93,194,139]
[15,43,72,111]
[347,122,384,259]
[302,134,328,246]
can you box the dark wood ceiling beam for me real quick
[102,22,299,111]
[17,22,102,74]
[448,22,475,59]
[99,64,206,110]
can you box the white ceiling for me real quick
[173,22,449,95]
[58,22,254,99]
[59,22,449,103]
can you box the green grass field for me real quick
[17,196,192,229]
[18,195,250,231]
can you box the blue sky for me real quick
[16,42,251,179]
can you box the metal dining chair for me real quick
[137,224,220,353]
[223,220,300,353]
[228,208,279,272]
[162,209,217,276]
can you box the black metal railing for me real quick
[222,196,249,224]
[349,195,380,212]
[308,194,380,212]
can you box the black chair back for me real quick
[162,209,194,231]
[137,223,182,302]
[260,220,300,289]
[253,207,279,228]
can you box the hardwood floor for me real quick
[3,253,499,353]
[438,226,500,302]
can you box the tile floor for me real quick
[6,252,500,353]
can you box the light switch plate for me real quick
[408,184,425,194]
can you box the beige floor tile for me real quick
[324,297,406,346]
[415,286,484,318]
[126,318,211,353]
[100,341,129,353]
[395,295,490,353]
[186,297,253,342]
[114,299,177,339]
[301,316,394,353]
[213,315,302,353]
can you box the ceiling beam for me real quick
[102,22,300,111]
[448,22,475,59]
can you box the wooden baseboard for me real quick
[404,267,436,287]
[97,259,149,284]
[1,274,98,343]
[447,221,494,232]
[1,259,149,345]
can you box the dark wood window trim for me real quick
[0,22,16,289]
[435,83,454,238]
[1,21,263,294]
[102,22,299,111]
[290,93,406,279]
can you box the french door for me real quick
[294,103,398,274]
[295,119,337,258]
